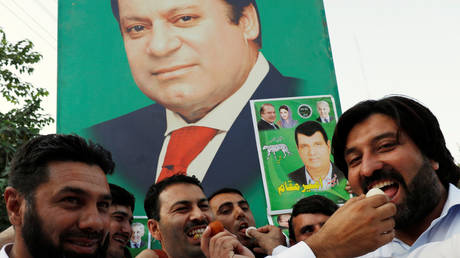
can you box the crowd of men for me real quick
[1,95,459,258]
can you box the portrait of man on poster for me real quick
[89,0,306,195]
[288,121,345,189]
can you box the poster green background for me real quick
[253,96,349,212]
[57,0,341,227]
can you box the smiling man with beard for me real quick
[332,95,460,257]
[2,134,114,258]
[144,175,212,258]
[107,184,135,258]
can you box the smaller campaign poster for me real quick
[250,96,350,215]
[128,217,161,255]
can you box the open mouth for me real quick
[368,180,399,200]
[112,233,129,245]
[186,226,207,240]
[238,222,249,234]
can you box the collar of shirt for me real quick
[0,243,12,258]
[304,163,333,183]
[164,53,270,136]
[261,118,277,127]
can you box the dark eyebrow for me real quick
[57,186,112,201]
[167,5,200,15]
[344,132,397,157]
[237,200,249,207]
[111,210,129,217]
[171,200,192,208]
[198,198,208,204]
[171,198,207,210]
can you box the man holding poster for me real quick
[89,0,307,196]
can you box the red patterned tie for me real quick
[157,126,218,182]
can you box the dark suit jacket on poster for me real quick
[316,116,334,123]
[129,240,145,249]
[258,119,279,130]
[288,163,345,187]
[88,63,303,198]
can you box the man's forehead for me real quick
[43,162,110,198]
[211,192,246,207]
[110,204,133,215]
[293,213,330,225]
[345,114,399,146]
[298,131,325,143]
[118,0,229,16]
[159,183,206,206]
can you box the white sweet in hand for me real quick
[245,226,257,238]
[366,188,385,197]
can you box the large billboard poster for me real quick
[57,0,343,247]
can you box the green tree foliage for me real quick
[0,27,54,230]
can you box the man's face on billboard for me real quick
[261,105,276,123]
[317,102,330,119]
[297,131,331,176]
[118,0,260,122]
[131,224,144,243]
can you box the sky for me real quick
[1,0,460,161]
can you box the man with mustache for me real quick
[208,188,286,257]
[288,121,345,191]
[332,95,460,257]
[89,0,312,199]
[107,184,135,258]
[1,134,114,258]
[144,175,213,258]
[203,191,396,258]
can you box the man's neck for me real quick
[396,186,447,245]
[307,165,330,181]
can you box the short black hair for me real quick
[8,134,114,201]
[144,175,203,221]
[288,195,338,242]
[332,95,460,188]
[110,0,262,47]
[208,187,245,202]
[110,183,135,213]
[295,121,328,146]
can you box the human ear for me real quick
[430,160,440,171]
[147,219,162,242]
[239,4,260,42]
[4,187,24,226]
